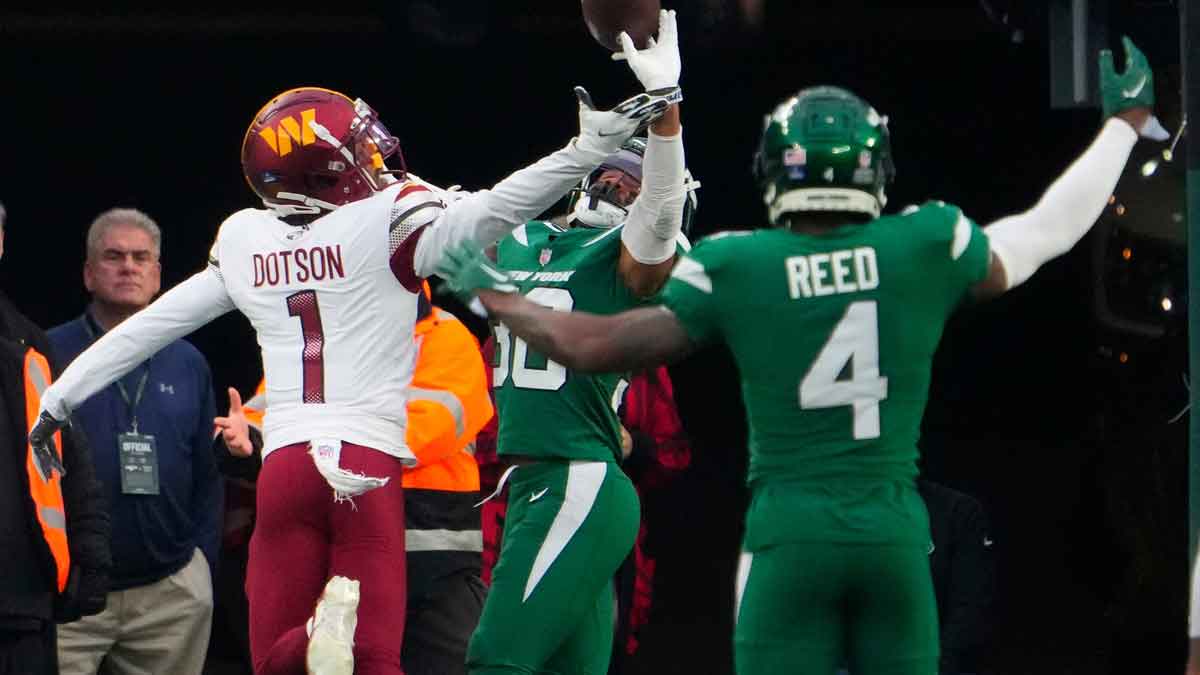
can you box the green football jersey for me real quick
[493,221,686,462]
[660,202,991,546]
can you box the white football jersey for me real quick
[39,138,610,443]
[210,180,444,461]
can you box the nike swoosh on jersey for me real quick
[1123,75,1148,99]
[529,488,549,502]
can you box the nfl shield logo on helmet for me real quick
[858,150,872,168]
[539,249,552,266]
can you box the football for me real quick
[581,0,661,51]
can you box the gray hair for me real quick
[86,208,161,261]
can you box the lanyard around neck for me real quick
[82,312,151,433]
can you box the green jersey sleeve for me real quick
[902,201,991,309]
[659,231,747,345]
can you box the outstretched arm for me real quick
[973,108,1147,298]
[614,10,691,297]
[974,37,1165,299]
[408,88,678,279]
[39,267,235,420]
[619,106,685,297]
[477,289,695,373]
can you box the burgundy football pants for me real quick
[247,442,408,675]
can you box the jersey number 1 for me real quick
[799,300,888,440]
[493,287,573,391]
[286,290,326,404]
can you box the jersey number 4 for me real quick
[493,287,573,391]
[799,300,888,440]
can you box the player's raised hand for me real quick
[435,243,518,302]
[1100,36,1169,140]
[574,86,677,156]
[613,9,681,93]
[214,387,253,458]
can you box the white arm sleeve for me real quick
[40,266,235,419]
[410,140,610,278]
[985,118,1138,290]
[622,127,687,264]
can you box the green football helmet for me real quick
[753,86,895,224]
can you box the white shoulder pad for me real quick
[389,182,446,254]
[209,208,264,275]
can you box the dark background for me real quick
[0,1,1189,672]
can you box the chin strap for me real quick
[569,193,629,229]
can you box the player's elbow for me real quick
[624,266,672,299]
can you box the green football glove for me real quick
[1099,36,1169,140]
[435,242,517,302]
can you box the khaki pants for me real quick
[58,548,213,675]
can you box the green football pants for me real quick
[468,460,639,675]
[734,541,938,675]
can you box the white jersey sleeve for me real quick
[396,140,612,280]
[984,118,1138,290]
[39,265,235,419]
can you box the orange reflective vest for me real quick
[23,349,70,592]
[403,307,492,493]
[241,307,493,492]
[242,380,266,435]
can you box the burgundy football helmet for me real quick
[241,87,406,216]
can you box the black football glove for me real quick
[29,411,67,479]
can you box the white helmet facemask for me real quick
[569,192,630,229]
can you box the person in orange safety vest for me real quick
[0,201,110,674]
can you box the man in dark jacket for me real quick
[0,201,111,675]
[50,208,220,675]
[918,479,996,675]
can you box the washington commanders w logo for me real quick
[259,108,317,157]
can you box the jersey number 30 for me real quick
[799,301,888,440]
[493,288,573,391]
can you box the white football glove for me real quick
[612,9,681,92]
[573,86,675,157]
